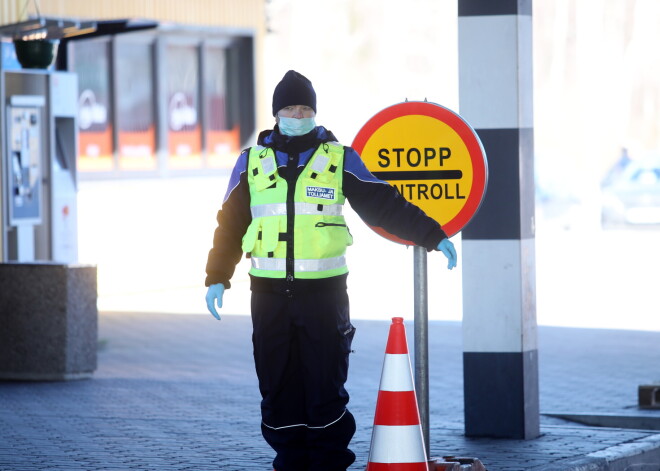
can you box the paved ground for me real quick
[2,311,660,471]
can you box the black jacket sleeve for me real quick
[342,147,448,251]
[205,159,251,288]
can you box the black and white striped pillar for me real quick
[458,0,539,439]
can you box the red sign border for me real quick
[351,101,488,240]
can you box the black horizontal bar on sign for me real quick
[372,170,463,181]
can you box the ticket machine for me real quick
[4,94,45,261]
[1,62,79,263]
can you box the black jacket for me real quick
[205,126,447,293]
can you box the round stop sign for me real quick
[352,101,488,242]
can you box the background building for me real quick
[2,0,265,177]
[1,0,658,331]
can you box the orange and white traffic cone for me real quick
[366,317,428,471]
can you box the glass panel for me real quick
[72,40,113,172]
[204,46,239,168]
[167,43,202,169]
[116,40,156,171]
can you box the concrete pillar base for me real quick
[0,263,98,381]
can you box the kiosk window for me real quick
[167,42,202,169]
[70,39,113,172]
[116,39,156,171]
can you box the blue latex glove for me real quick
[437,238,457,270]
[205,283,225,320]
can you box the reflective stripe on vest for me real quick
[251,202,344,218]
[250,255,347,273]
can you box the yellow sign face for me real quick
[360,115,473,227]
[352,101,487,240]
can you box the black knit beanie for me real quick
[272,70,317,116]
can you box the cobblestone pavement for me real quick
[1,312,660,471]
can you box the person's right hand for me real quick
[437,238,457,270]
[205,283,225,320]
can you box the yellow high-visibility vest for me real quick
[242,142,353,279]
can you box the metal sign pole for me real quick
[413,245,430,454]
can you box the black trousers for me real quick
[251,286,356,471]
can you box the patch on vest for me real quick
[306,186,335,200]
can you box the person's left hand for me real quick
[437,238,457,270]
[205,283,225,320]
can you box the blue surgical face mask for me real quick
[278,116,316,136]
